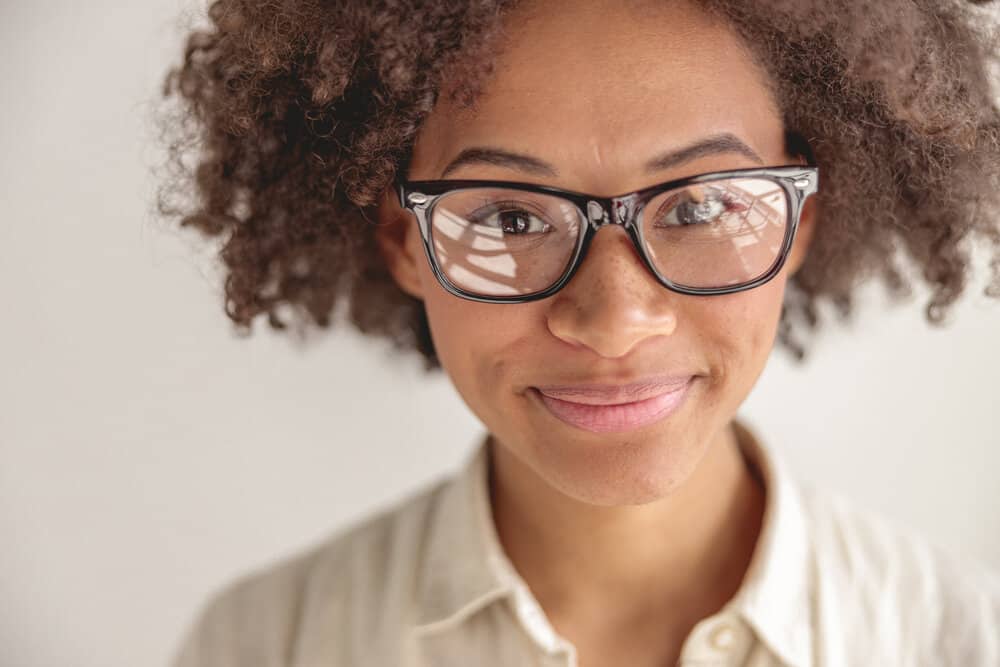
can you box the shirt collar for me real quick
[413,421,815,667]
[724,420,814,667]
[412,437,515,633]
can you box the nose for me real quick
[545,226,678,359]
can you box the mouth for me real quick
[530,376,696,434]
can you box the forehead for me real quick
[411,0,786,189]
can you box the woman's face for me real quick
[377,0,816,506]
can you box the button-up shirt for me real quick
[171,421,1000,666]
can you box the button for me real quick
[708,623,736,651]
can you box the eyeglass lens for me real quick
[427,177,790,297]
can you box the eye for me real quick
[652,188,747,227]
[467,200,553,235]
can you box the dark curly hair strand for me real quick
[159,0,1000,368]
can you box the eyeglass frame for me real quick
[395,165,819,304]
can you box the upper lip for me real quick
[533,375,695,406]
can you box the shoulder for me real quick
[797,483,1000,665]
[170,474,453,667]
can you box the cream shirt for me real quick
[172,422,1000,666]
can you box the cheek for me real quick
[417,261,538,413]
[703,275,788,379]
[423,293,548,438]
[423,295,501,368]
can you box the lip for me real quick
[531,376,696,433]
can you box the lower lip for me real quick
[532,379,695,434]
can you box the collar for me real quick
[412,420,815,667]
[411,436,516,633]
[723,420,815,667]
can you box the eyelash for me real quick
[467,200,552,233]
[650,191,745,226]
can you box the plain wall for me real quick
[1,2,998,667]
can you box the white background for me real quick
[1,3,998,667]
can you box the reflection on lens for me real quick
[639,177,789,288]
[430,188,584,296]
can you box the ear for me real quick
[374,185,426,300]
[785,196,818,277]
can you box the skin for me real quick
[376,0,817,664]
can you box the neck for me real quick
[488,421,765,626]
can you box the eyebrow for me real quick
[438,133,763,178]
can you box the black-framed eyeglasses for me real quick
[396,165,819,304]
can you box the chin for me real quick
[527,425,707,507]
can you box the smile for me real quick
[531,377,696,433]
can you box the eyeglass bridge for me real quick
[587,195,639,230]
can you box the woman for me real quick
[161,0,1000,665]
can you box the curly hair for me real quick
[159,0,1000,368]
